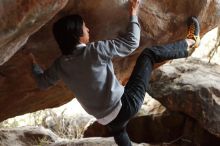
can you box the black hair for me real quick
[53,14,84,55]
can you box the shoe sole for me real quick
[188,16,200,36]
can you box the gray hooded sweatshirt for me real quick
[33,16,140,119]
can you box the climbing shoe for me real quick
[186,16,200,55]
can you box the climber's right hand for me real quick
[129,0,140,16]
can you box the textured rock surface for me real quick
[1,124,219,146]
[149,58,220,137]
[85,115,220,146]
[0,126,59,146]
[0,127,150,146]
[0,0,68,65]
[50,137,150,146]
[85,95,220,145]
[1,0,220,123]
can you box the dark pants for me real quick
[107,40,188,146]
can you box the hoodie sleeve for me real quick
[32,61,60,90]
[94,15,140,58]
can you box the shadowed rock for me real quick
[85,96,220,145]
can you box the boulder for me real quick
[0,126,59,146]
[0,126,150,146]
[149,57,220,137]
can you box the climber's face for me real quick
[79,22,90,44]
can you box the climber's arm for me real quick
[93,0,141,58]
[30,53,60,90]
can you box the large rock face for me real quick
[149,58,220,137]
[0,0,68,65]
[0,0,220,124]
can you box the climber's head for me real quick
[53,14,89,55]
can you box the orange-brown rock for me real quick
[0,0,220,123]
[0,0,68,65]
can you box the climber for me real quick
[29,0,200,145]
